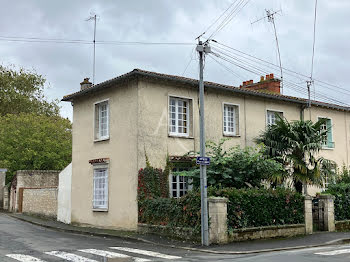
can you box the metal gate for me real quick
[312,197,325,231]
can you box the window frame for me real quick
[94,99,110,142]
[169,165,193,198]
[92,163,109,211]
[168,95,193,138]
[318,116,334,149]
[222,102,240,137]
[266,109,284,126]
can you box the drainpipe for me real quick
[300,104,307,121]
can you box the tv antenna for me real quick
[86,12,99,85]
[252,9,284,94]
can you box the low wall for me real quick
[228,224,306,242]
[335,220,350,231]
[138,223,200,242]
[22,187,58,218]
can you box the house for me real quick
[62,69,350,230]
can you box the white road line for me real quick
[110,247,181,259]
[315,249,350,256]
[79,249,150,262]
[45,251,98,262]
[6,254,46,262]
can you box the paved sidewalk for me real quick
[6,212,350,254]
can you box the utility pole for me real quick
[306,80,313,120]
[196,39,211,246]
[86,13,98,85]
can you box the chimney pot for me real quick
[260,76,264,82]
[243,81,246,86]
[266,74,270,80]
[270,73,274,79]
[80,78,92,90]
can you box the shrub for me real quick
[138,166,169,200]
[326,183,350,220]
[211,187,304,229]
[138,190,201,234]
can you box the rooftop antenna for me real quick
[252,9,283,94]
[86,12,99,85]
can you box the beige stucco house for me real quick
[62,69,350,230]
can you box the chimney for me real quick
[240,74,281,94]
[80,78,92,91]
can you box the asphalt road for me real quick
[1,213,350,262]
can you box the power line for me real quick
[310,0,318,80]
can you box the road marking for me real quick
[79,249,150,262]
[110,247,181,259]
[315,249,350,256]
[6,254,46,262]
[45,251,98,261]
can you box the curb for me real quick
[6,213,350,255]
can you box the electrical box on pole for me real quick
[196,40,211,246]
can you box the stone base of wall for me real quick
[228,224,306,242]
[137,223,200,242]
[22,188,57,219]
[335,220,350,231]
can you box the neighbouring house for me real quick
[9,170,59,218]
[62,69,350,231]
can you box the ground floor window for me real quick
[170,166,192,198]
[93,165,108,210]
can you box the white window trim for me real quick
[93,99,110,142]
[92,163,109,211]
[168,173,193,198]
[222,102,240,137]
[168,95,193,138]
[266,109,284,126]
[318,116,334,150]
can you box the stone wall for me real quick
[22,188,58,218]
[0,169,6,208]
[3,185,9,210]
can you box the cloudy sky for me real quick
[1,0,349,120]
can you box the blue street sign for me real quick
[196,157,211,166]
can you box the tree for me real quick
[0,65,59,116]
[0,113,72,183]
[255,116,336,193]
[178,139,285,189]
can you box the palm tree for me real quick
[255,115,336,194]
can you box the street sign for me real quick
[196,157,211,166]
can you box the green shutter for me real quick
[326,119,333,148]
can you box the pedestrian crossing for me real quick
[315,248,350,256]
[5,246,182,262]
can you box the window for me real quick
[169,97,190,136]
[170,166,192,198]
[319,117,334,148]
[94,100,109,140]
[267,110,283,126]
[223,104,239,136]
[93,166,108,210]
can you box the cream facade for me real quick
[63,69,350,230]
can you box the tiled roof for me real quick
[62,69,350,112]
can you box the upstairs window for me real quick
[94,100,109,140]
[319,117,334,149]
[267,110,283,126]
[169,97,190,137]
[223,104,239,136]
[93,165,108,210]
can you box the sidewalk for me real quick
[6,212,350,254]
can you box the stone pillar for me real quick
[304,196,313,234]
[319,195,335,232]
[0,169,6,209]
[208,197,228,244]
[3,185,9,210]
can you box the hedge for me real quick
[138,190,201,235]
[138,187,304,233]
[325,183,350,221]
[211,188,304,230]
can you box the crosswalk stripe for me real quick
[79,249,150,262]
[6,254,46,262]
[110,247,181,259]
[315,249,350,256]
[45,251,98,262]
